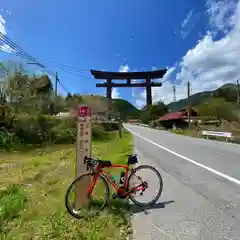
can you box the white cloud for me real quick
[6,10,12,16]
[162,67,176,83]
[119,65,130,72]
[134,67,177,108]
[134,0,240,107]
[112,64,130,99]
[112,88,120,99]
[0,43,15,53]
[180,9,201,39]
[176,0,240,98]
[181,9,194,38]
[135,99,145,109]
[0,9,12,16]
[0,14,14,53]
[182,10,194,29]
[0,15,6,35]
[206,0,237,34]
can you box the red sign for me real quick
[78,106,91,117]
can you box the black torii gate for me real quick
[90,69,167,106]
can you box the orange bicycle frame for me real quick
[87,163,145,197]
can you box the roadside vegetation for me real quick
[148,86,240,143]
[0,62,133,239]
[0,131,133,239]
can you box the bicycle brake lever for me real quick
[84,156,89,164]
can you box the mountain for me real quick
[168,83,239,111]
[79,95,140,120]
[112,99,140,120]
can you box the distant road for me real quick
[124,124,240,240]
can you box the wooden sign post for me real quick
[75,105,92,209]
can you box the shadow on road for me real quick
[130,200,175,215]
[106,199,175,217]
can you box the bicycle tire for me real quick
[127,165,163,207]
[65,173,110,219]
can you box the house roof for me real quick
[159,111,187,121]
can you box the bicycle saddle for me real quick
[98,160,112,167]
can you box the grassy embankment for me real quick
[0,130,133,240]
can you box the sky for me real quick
[0,0,240,109]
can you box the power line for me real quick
[0,34,91,76]
[31,56,87,73]
[0,33,46,68]
[0,34,87,95]
[0,34,89,80]
[0,34,101,97]
[44,69,71,95]
[58,80,70,95]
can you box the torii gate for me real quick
[90,69,167,106]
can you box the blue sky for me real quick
[0,0,240,108]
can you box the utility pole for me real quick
[55,72,58,98]
[187,81,191,126]
[237,80,240,105]
[173,85,176,102]
[54,72,59,115]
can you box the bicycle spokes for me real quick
[65,173,109,219]
[128,166,163,205]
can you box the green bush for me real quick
[0,115,119,150]
[92,125,113,141]
[100,122,119,131]
[51,117,76,144]
[12,114,54,145]
[171,129,185,135]
[0,184,27,232]
[0,127,14,150]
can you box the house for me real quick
[159,108,198,129]
[128,119,140,125]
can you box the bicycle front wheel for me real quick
[128,165,163,207]
[65,173,110,219]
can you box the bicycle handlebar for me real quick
[84,156,99,167]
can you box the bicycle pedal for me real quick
[112,193,118,199]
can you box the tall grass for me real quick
[0,185,27,235]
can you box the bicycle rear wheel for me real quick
[128,165,163,207]
[65,173,110,219]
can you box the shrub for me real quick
[0,114,119,150]
[0,127,14,150]
[50,117,76,144]
[100,122,119,131]
[0,184,27,232]
[92,125,112,141]
[171,129,185,135]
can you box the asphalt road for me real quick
[124,124,240,240]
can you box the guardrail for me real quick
[202,130,232,142]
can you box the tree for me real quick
[0,61,55,115]
[65,94,83,110]
[197,98,238,121]
[82,95,109,115]
[140,101,168,124]
[149,101,168,118]
[213,84,237,102]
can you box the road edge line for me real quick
[125,126,240,186]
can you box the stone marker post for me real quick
[75,105,92,209]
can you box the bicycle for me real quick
[65,154,163,219]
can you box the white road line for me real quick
[125,126,240,186]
